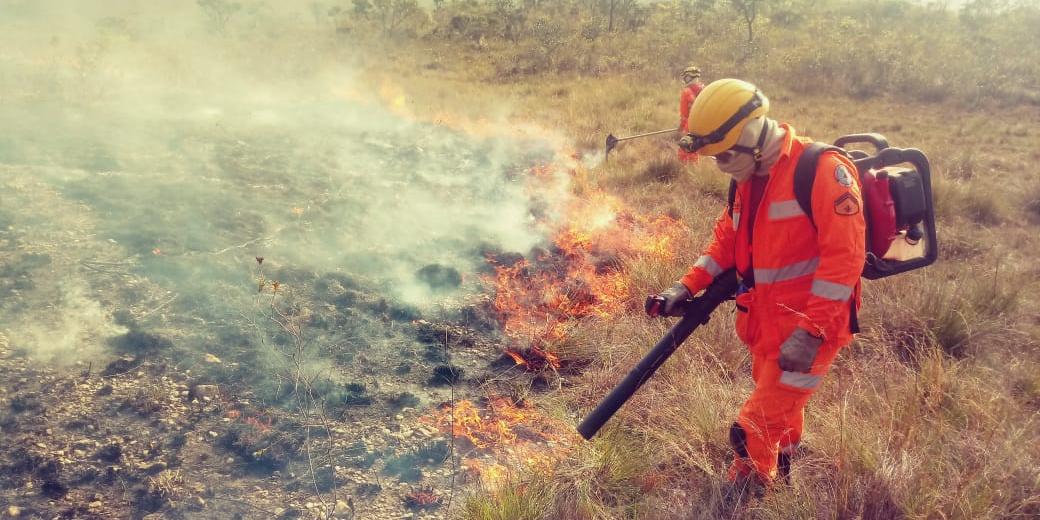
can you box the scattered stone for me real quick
[72,439,95,450]
[7,506,22,517]
[193,385,219,399]
[334,499,351,514]
[138,461,167,473]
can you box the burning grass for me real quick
[365,43,1040,520]
[485,172,688,374]
[419,396,578,488]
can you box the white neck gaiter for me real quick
[716,117,786,182]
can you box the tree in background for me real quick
[334,0,1038,105]
[730,0,766,53]
[372,0,423,37]
[353,0,373,18]
[197,0,242,35]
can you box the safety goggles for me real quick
[684,91,765,155]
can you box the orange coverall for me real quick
[678,82,704,163]
[680,125,866,482]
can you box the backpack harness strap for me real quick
[727,142,860,333]
[793,142,846,227]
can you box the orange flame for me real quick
[420,397,575,485]
[486,171,687,369]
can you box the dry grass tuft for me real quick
[867,265,1024,360]
[636,155,684,184]
[148,469,185,503]
[363,13,1040,519]
[1025,181,1040,223]
[932,176,1008,226]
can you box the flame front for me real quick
[420,397,572,485]
[488,170,687,369]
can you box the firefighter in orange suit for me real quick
[677,65,705,163]
[653,79,866,486]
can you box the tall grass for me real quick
[345,4,1040,517]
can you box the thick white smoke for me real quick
[0,1,564,362]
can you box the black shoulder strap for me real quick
[726,179,737,217]
[795,142,861,337]
[793,143,844,227]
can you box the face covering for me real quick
[716,117,786,182]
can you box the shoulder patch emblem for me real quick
[834,192,860,216]
[834,164,853,187]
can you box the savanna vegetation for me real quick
[334,0,1040,518]
[2,0,1038,518]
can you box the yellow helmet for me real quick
[684,78,769,156]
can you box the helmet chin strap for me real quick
[728,119,769,174]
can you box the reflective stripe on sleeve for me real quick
[694,255,723,277]
[754,257,820,284]
[780,371,821,390]
[811,279,854,301]
[732,212,741,231]
[767,200,806,220]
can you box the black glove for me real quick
[645,282,690,317]
[778,328,823,373]
[678,134,696,153]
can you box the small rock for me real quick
[7,506,22,517]
[193,385,219,399]
[72,439,95,450]
[208,431,219,438]
[334,499,350,513]
[88,501,102,509]
[273,508,285,516]
[193,496,206,508]
[138,461,167,472]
